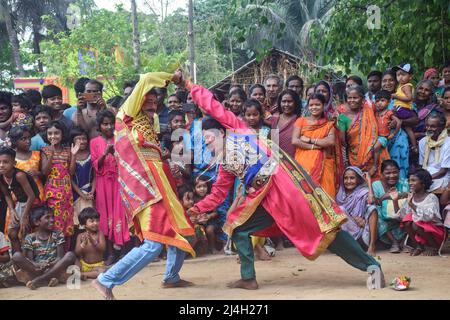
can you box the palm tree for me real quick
[0,0,24,75]
[131,0,141,70]
[13,0,73,72]
[240,0,335,60]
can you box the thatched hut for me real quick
[209,48,304,96]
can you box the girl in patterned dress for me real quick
[41,120,80,249]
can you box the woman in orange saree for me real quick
[292,93,343,198]
[337,86,389,178]
[93,72,195,300]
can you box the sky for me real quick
[94,0,188,15]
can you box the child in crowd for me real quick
[440,62,450,89]
[178,185,207,257]
[183,103,200,129]
[90,110,130,264]
[70,128,95,227]
[162,110,192,186]
[391,63,418,153]
[12,206,76,289]
[30,106,51,151]
[0,147,40,253]
[9,126,44,202]
[193,175,225,254]
[243,99,271,140]
[41,120,78,245]
[399,169,445,256]
[11,94,34,129]
[0,231,15,287]
[41,85,73,132]
[442,88,450,132]
[373,90,402,168]
[74,207,106,279]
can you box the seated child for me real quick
[0,147,41,253]
[12,206,76,290]
[178,185,207,257]
[391,63,418,153]
[11,94,34,129]
[193,175,226,254]
[399,169,445,256]
[373,90,401,168]
[74,208,107,280]
[0,231,15,288]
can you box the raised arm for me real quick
[190,84,246,130]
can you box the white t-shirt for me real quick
[419,136,450,190]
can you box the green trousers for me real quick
[232,206,380,280]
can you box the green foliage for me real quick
[314,0,450,78]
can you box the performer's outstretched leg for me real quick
[93,240,163,299]
[161,246,193,288]
[230,206,274,290]
[327,230,385,288]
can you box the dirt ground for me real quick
[1,247,450,300]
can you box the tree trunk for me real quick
[130,0,140,70]
[1,0,25,76]
[188,0,196,82]
[32,19,43,72]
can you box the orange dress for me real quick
[15,151,44,202]
[294,118,342,197]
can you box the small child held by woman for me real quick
[391,63,418,153]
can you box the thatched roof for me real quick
[209,48,303,96]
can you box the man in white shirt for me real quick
[419,111,450,192]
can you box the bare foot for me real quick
[26,280,38,290]
[227,279,259,290]
[275,243,284,251]
[422,246,438,256]
[367,246,376,257]
[410,246,424,256]
[161,279,194,288]
[48,278,59,287]
[105,255,116,266]
[255,246,272,261]
[91,278,116,300]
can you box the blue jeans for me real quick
[98,240,186,289]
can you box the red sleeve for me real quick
[193,166,235,213]
[190,84,247,130]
